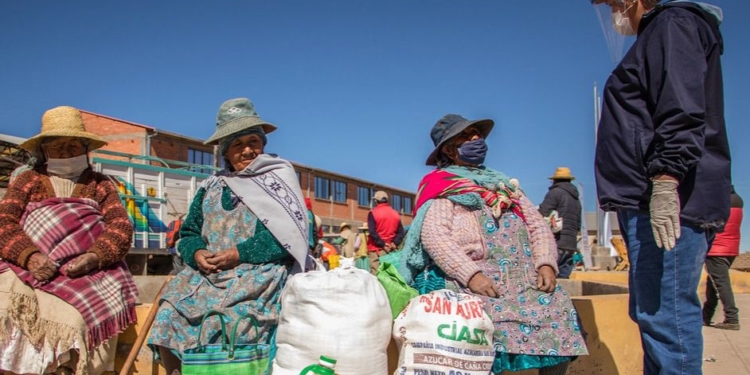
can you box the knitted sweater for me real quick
[0,167,133,268]
[421,194,558,287]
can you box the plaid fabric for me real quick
[0,197,137,349]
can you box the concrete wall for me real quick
[571,269,750,294]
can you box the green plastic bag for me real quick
[378,249,402,267]
[182,311,272,375]
[377,262,418,319]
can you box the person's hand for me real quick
[205,249,240,271]
[194,250,217,274]
[467,272,498,298]
[536,265,557,293]
[65,253,99,278]
[27,252,58,282]
[650,177,681,251]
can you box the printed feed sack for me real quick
[393,289,495,375]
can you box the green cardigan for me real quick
[178,185,289,270]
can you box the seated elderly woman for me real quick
[148,98,310,374]
[0,106,137,375]
[399,114,588,375]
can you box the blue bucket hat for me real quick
[204,98,277,145]
[425,114,494,166]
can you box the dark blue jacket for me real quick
[539,181,582,251]
[595,1,731,229]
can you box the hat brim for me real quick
[204,116,277,145]
[425,118,494,166]
[19,130,107,154]
[549,175,575,180]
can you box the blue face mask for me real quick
[457,138,488,165]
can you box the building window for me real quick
[314,177,330,200]
[403,196,413,214]
[188,148,214,174]
[333,181,347,203]
[296,171,301,183]
[392,193,402,212]
[357,186,371,207]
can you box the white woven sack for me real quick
[393,289,495,375]
[273,267,392,375]
[339,256,355,268]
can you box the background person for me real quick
[367,190,405,273]
[353,223,370,271]
[332,222,357,266]
[539,167,582,279]
[703,186,742,330]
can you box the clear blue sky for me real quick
[2,1,749,247]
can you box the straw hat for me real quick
[204,98,277,145]
[20,106,107,153]
[339,222,351,230]
[358,223,368,230]
[549,167,575,180]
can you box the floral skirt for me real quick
[148,262,288,357]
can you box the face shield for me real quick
[590,0,635,62]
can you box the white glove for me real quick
[650,179,681,250]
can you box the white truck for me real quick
[91,150,218,274]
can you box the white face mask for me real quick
[46,154,90,178]
[611,2,637,36]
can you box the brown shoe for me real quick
[713,322,740,330]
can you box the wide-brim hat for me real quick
[339,222,351,230]
[204,98,277,145]
[425,114,494,166]
[549,167,575,180]
[358,223,368,230]
[20,106,107,153]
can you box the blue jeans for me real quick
[617,209,711,375]
[557,248,576,279]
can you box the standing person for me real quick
[332,222,357,261]
[400,114,587,374]
[0,106,137,375]
[591,1,730,374]
[304,197,320,254]
[353,223,370,271]
[367,190,406,274]
[703,186,742,330]
[539,167,582,279]
[148,98,310,374]
[166,215,186,275]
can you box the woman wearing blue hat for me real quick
[399,114,588,374]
